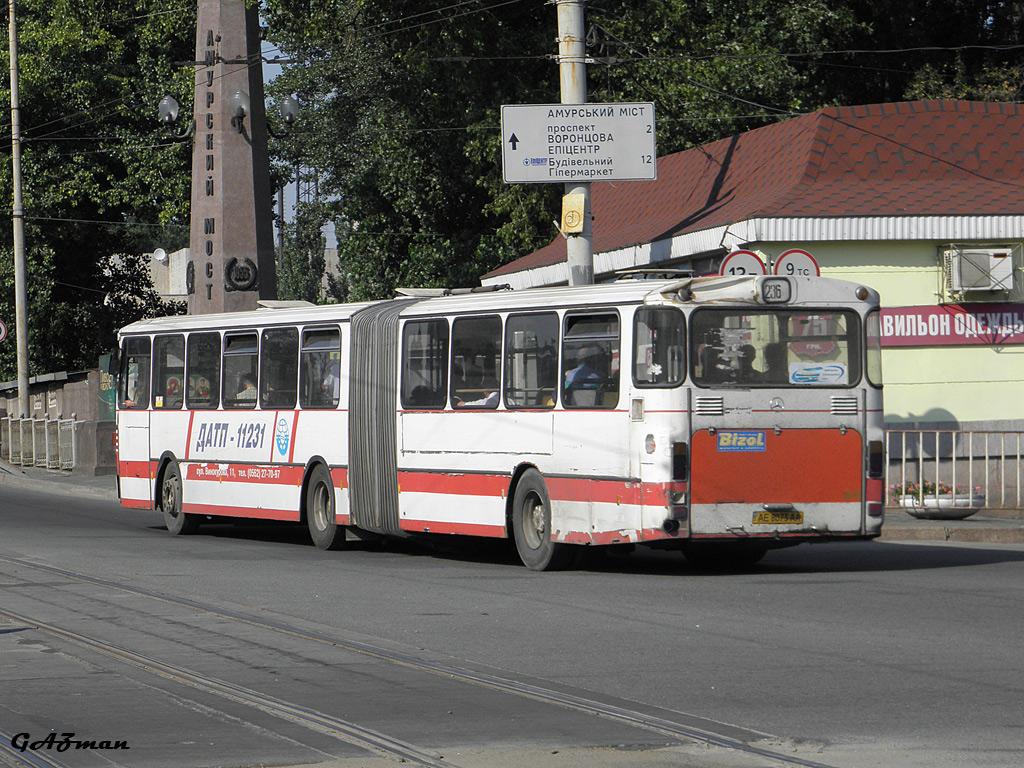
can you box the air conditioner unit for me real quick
[943,248,1014,292]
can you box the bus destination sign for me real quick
[500,103,657,184]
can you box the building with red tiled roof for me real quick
[483,100,1024,288]
[484,101,1024,443]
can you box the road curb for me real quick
[0,464,117,501]
[880,524,1024,544]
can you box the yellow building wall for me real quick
[753,241,1024,428]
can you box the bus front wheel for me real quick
[512,470,572,571]
[160,461,198,535]
[306,464,345,550]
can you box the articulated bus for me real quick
[115,273,885,570]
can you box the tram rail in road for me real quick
[0,554,838,768]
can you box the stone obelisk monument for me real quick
[187,0,276,314]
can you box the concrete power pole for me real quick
[556,0,593,286]
[8,0,30,416]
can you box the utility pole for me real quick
[556,0,593,285]
[9,0,30,417]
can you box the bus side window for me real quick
[401,319,448,409]
[504,312,558,408]
[223,332,259,409]
[186,332,221,409]
[562,312,620,408]
[450,315,501,409]
[118,337,151,410]
[260,328,299,409]
[152,335,185,409]
[299,327,341,409]
[633,307,685,387]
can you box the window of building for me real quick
[152,335,185,409]
[260,328,299,409]
[401,319,448,409]
[299,327,342,409]
[186,333,221,409]
[562,313,620,408]
[451,316,501,409]
[504,313,558,408]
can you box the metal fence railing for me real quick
[0,417,77,471]
[887,430,1023,511]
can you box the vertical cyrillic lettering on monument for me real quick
[188,0,277,314]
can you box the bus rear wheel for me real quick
[306,464,345,550]
[160,461,198,535]
[512,469,572,571]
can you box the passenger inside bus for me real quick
[236,374,257,401]
[321,360,341,402]
[737,344,759,382]
[564,346,605,405]
[763,342,789,383]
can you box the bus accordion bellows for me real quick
[115,273,885,570]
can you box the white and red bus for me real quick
[115,273,885,570]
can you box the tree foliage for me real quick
[0,0,193,381]
[261,0,1023,302]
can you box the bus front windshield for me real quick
[691,309,861,387]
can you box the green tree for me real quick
[278,200,328,303]
[261,0,1024,303]
[0,0,193,381]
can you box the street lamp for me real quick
[158,96,194,140]
[229,90,251,133]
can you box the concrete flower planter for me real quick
[899,494,984,520]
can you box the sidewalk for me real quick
[3,461,1024,545]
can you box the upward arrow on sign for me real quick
[508,133,519,150]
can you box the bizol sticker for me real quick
[275,417,291,457]
[717,430,767,452]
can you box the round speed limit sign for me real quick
[719,249,766,276]
[0,320,7,344]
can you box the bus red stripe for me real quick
[396,470,663,507]
[182,502,299,521]
[397,471,508,496]
[184,410,196,460]
[184,463,306,485]
[399,519,506,537]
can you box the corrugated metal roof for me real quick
[485,100,1024,284]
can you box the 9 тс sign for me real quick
[501,103,657,183]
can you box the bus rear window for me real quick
[691,309,861,387]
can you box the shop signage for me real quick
[880,303,1024,347]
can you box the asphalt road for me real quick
[2,483,1023,768]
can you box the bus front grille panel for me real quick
[694,396,725,416]
[349,299,420,534]
[830,397,859,415]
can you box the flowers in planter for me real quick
[888,481,983,505]
[888,481,982,502]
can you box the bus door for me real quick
[630,306,690,539]
[116,337,153,507]
[687,309,866,538]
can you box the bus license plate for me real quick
[752,511,803,525]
